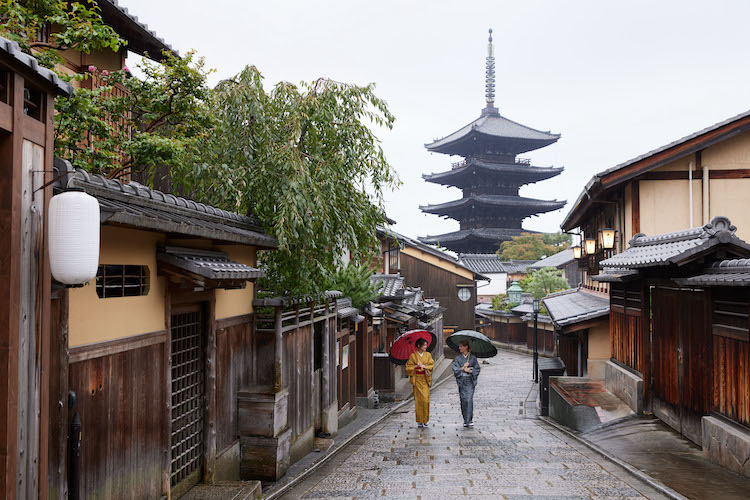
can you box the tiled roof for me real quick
[423,159,563,187]
[543,288,610,327]
[253,290,342,307]
[99,0,175,56]
[336,297,360,320]
[426,110,560,155]
[419,227,537,245]
[157,246,263,281]
[590,268,640,283]
[528,249,575,270]
[600,217,750,269]
[0,37,72,96]
[676,259,750,286]
[420,194,566,215]
[370,273,405,299]
[61,163,277,249]
[458,254,536,274]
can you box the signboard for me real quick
[342,344,349,370]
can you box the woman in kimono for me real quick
[452,340,480,427]
[405,338,435,428]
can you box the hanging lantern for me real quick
[507,280,523,305]
[600,228,616,250]
[585,238,597,255]
[572,245,582,259]
[48,189,100,285]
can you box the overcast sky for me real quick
[124,0,750,243]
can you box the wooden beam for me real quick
[204,292,217,484]
[640,168,750,181]
[631,181,640,234]
[0,101,12,132]
[561,315,609,334]
[162,291,171,497]
[68,330,167,363]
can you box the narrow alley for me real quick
[280,351,671,499]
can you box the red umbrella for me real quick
[388,329,437,365]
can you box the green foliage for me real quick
[490,294,514,312]
[542,231,572,248]
[325,263,383,310]
[184,66,400,296]
[496,233,562,261]
[54,51,214,181]
[0,0,125,69]
[524,267,570,300]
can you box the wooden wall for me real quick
[67,333,167,499]
[481,318,525,344]
[356,318,374,398]
[610,282,646,377]
[283,323,314,442]
[399,253,475,331]
[215,315,253,453]
[337,319,357,412]
[526,324,554,355]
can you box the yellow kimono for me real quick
[405,351,434,424]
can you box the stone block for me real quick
[240,427,292,481]
[702,416,750,478]
[215,441,240,481]
[356,387,376,409]
[237,386,288,438]
[321,400,339,437]
[604,360,642,414]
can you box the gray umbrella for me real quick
[446,330,498,359]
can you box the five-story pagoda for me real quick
[419,29,565,254]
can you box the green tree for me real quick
[326,263,383,310]
[496,233,560,261]
[524,267,570,299]
[181,66,400,296]
[491,294,513,312]
[542,231,572,249]
[0,0,125,69]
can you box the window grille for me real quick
[95,265,149,298]
[712,297,749,342]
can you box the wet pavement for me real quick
[584,416,750,500]
[280,350,670,499]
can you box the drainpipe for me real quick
[702,162,710,225]
[688,161,694,227]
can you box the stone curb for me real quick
[540,417,689,500]
[263,368,456,500]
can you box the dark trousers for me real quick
[457,376,475,425]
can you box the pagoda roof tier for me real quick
[426,109,560,157]
[419,227,538,254]
[420,194,566,219]
[423,158,564,188]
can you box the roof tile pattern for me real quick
[528,249,575,270]
[543,288,610,327]
[0,37,72,96]
[677,258,750,286]
[458,254,536,274]
[157,246,263,281]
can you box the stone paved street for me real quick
[280,350,670,500]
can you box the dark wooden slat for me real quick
[631,181,640,235]
[69,330,167,363]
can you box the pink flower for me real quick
[101,70,109,76]
[122,66,130,73]
[88,65,97,73]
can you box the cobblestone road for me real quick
[281,350,669,500]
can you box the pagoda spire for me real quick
[485,28,496,112]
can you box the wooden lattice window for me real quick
[712,297,749,342]
[95,265,150,298]
[23,84,43,121]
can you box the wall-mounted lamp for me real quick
[600,228,616,250]
[572,245,582,259]
[585,238,597,255]
[49,189,100,285]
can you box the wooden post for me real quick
[321,301,330,411]
[204,293,217,484]
[632,181,640,235]
[273,306,283,392]
[162,292,172,497]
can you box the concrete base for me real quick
[240,427,292,481]
[587,359,607,380]
[289,425,314,466]
[604,360,643,414]
[549,377,635,433]
[702,416,750,478]
[356,388,376,409]
[320,400,339,437]
[550,380,607,433]
[216,441,241,481]
[337,404,357,430]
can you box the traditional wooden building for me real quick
[458,254,536,302]
[376,226,484,334]
[419,30,564,254]
[591,217,750,477]
[0,36,73,500]
[528,249,580,289]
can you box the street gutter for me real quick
[540,417,688,500]
[263,361,456,500]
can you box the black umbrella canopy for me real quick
[446,330,498,359]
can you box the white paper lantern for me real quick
[48,190,100,285]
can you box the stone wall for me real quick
[604,360,643,414]
[702,416,750,478]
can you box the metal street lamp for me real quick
[507,281,523,305]
[533,299,540,383]
[600,228,617,250]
